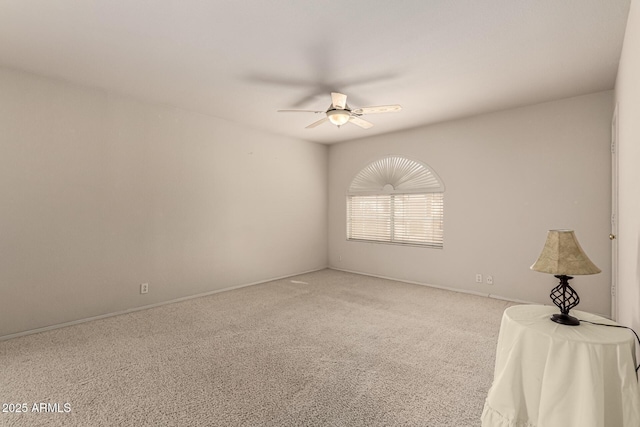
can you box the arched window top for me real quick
[348,155,444,195]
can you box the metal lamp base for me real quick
[550,313,580,326]
[550,275,581,326]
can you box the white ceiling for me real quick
[0,1,631,144]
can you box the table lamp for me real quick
[530,229,601,326]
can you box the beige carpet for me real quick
[0,269,513,426]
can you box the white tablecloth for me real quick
[481,305,640,427]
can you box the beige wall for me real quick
[329,91,614,316]
[0,67,328,338]
[615,0,640,335]
[1,58,623,338]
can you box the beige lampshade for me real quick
[530,229,601,275]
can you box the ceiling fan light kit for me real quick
[278,92,401,129]
[327,109,351,126]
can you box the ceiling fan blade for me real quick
[331,92,348,110]
[352,104,402,115]
[306,117,329,129]
[349,116,374,129]
[278,109,324,113]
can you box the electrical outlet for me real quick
[475,274,483,283]
[140,283,149,294]
[339,255,342,262]
[486,276,494,285]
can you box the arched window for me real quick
[347,155,444,248]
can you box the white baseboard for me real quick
[4,266,609,342]
[329,266,534,305]
[0,266,328,342]
[331,267,614,319]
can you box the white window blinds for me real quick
[347,156,444,248]
[347,195,392,242]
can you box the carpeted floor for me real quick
[0,269,514,426]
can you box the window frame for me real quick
[346,156,444,249]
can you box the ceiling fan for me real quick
[278,92,402,129]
